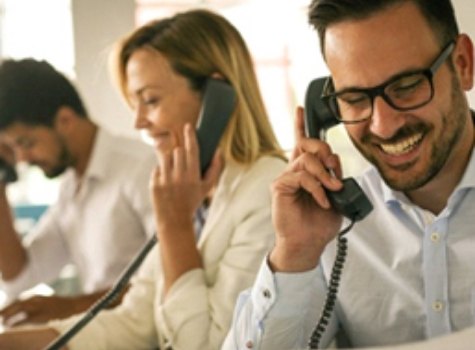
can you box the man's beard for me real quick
[44,135,74,178]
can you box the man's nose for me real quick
[14,147,32,163]
[369,96,406,139]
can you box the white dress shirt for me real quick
[223,146,475,350]
[1,129,156,299]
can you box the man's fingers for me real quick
[291,134,335,168]
[273,169,331,209]
[289,153,343,191]
[0,300,32,328]
[3,310,29,328]
[0,300,22,320]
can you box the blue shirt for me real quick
[223,146,475,349]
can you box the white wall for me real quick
[72,0,137,137]
[453,0,475,106]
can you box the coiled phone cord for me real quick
[307,219,355,349]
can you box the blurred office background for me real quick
[0,0,474,302]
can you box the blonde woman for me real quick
[0,9,286,350]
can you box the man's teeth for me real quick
[380,133,423,155]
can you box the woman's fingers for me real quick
[173,147,186,176]
[157,150,172,184]
[202,150,224,193]
[294,106,306,142]
[184,123,200,174]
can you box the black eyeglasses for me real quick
[322,40,456,124]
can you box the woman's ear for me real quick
[210,72,225,80]
[453,34,474,91]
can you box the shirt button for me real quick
[246,340,254,348]
[263,289,271,298]
[432,300,444,312]
[430,232,440,243]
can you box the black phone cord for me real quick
[44,235,158,350]
[307,219,355,349]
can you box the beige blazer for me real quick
[50,155,286,350]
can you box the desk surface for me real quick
[338,326,475,350]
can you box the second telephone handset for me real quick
[304,77,372,221]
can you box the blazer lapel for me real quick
[197,161,246,249]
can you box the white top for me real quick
[223,146,475,349]
[49,156,287,350]
[1,129,156,299]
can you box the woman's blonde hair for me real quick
[112,9,285,164]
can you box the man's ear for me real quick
[53,106,77,134]
[453,34,474,91]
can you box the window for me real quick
[0,0,74,207]
[0,0,74,77]
[0,0,75,307]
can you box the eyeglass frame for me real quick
[321,39,457,124]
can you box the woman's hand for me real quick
[150,123,223,230]
[150,123,223,295]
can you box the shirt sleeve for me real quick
[1,205,69,301]
[222,258,339,350]
[48,248,159,350]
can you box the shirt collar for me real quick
[381,178,408,206]
[83,128,115,181]
[453,140,475,191]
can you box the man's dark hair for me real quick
[309,0,459,56]
[0,58,88,130]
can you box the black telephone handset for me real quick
[305,77,373,349]
[0,158,18,184]
[304,77,372,221]
[196,78,236,175]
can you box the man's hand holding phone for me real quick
[269,107,344,273]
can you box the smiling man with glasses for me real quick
[224,1,475,349]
